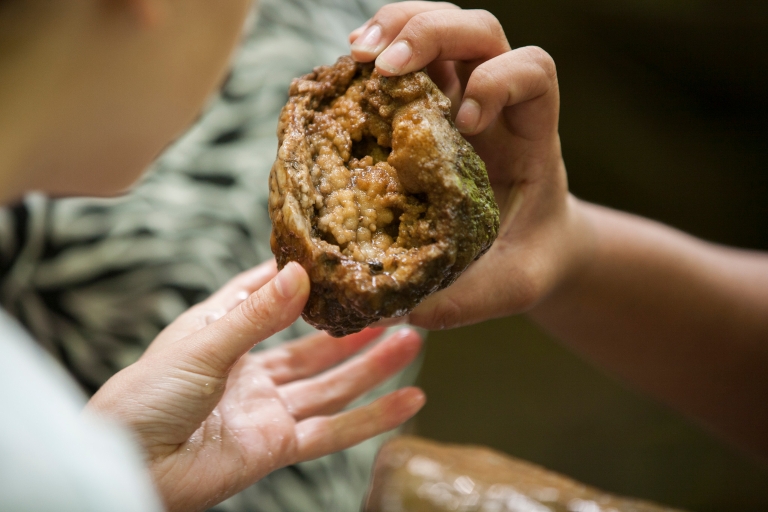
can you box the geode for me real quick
[269,56,499,336]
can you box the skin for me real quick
[89,261,425,512]
[0,1,425,511]
[0,0,253,200]
[350,2,768,461]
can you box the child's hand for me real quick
[351,2,594,329]
[88,261,424,512]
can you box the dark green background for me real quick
[413,1,768,510]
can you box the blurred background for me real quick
[414,1,768,510]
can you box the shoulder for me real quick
[0,310,163,512]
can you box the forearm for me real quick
[530,200,768,459]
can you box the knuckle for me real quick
[522,46,558,82]
[407,11,440,38]
[377,3,411,26]
[470,62,499,86]
[376,3,398,17]
[467,62,505,98]
[238,291,275,334]
[476,9,506,42]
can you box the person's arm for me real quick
[351,1,768,460]
[529,201,768,458]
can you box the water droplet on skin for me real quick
[202,382,215,395]
[454,475,475,494]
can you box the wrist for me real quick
[527,195,599,315]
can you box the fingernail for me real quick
[274,262,303,299]
[376,41,412,74]
[351,24,382,52]
[456,98,482,134]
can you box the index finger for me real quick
[257,327,385,385]
[373,9,511,76]
[145,260,279,356]
[178,262,310,377]
[350,2,461,61]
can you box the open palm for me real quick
[89,261,424,512]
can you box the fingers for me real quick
[257,327,385,385]
[177,262,310,377]
[425,60,463,115]
[350,2,460,61]
[278,329,423,421]
[408,231,548,330]
[200,260,279,314]
[457,47,559,138]
[350,5,558,140]
[370,9,510,76]
[146,261,279,354]
[293,387,425,463]
[408,265,503,330]
[369,315,409,329]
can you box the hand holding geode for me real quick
[269,56,500,336]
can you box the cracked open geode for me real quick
[269,56,499,336]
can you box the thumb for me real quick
[179,262,310,377]
[408,247,525,330]
[87,263,310,454]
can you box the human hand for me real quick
[87,261,425,512]
[350,2,595,329]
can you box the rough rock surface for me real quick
[269,56,499,336]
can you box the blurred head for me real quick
[0,0,253,201]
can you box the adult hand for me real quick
[350,2,594,329]
[88,260,424,512]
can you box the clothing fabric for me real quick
[0,0,421,510]
[0,309,163,512]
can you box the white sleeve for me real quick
[0,310,164,512]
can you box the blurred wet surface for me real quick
[365,436,686,512]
